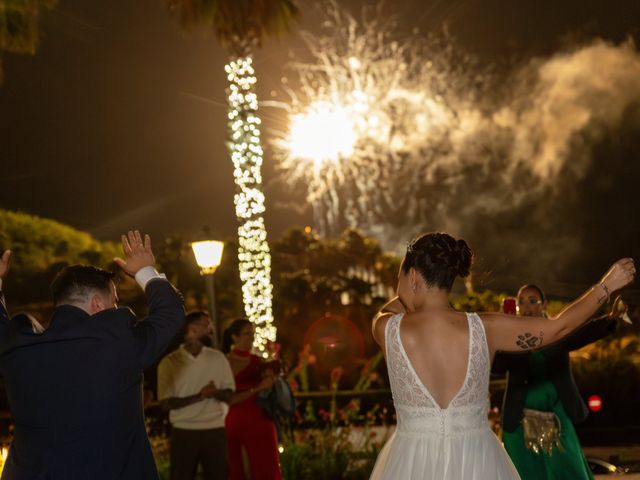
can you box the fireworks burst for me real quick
[272,0,640,255]
[287,101,357,167]
[272,0,486,244]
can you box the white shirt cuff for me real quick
[134,266,167,290]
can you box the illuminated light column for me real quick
[225,56,275,355]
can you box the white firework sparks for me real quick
[272,0,481,243]
[271,0,640,253]
[287,101,357,167]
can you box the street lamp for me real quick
[191,240,224,348]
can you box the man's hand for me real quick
[0,250,11,280]
[199,381,218,399]
[114,230,155,277]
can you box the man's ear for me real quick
[88,294,105,315]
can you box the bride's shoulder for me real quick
[473,312,510,334]
[372,312,399,348]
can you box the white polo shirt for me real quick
[157,346,235,430]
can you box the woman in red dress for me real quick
[223,319,281,480]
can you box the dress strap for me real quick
[469,312,490,363]
[384,313,401,359]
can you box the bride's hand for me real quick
[382,296,407,314]
[599,258,635,294]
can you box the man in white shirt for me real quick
[158,310,235,480]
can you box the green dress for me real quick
[502,351,594,480]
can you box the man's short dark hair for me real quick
[51,265,115,306]
[185,310,209,327]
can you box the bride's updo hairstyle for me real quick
[402,233,473,291]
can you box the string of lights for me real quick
[226,56,275,355]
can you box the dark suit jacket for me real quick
[492,317,616,432]
[0,279,184,480]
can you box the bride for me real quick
[370,233,635,480]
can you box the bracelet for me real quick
[596,282,610,303]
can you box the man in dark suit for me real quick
[0,230,185,479]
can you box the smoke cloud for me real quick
[497,40,640,181]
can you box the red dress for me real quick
[226,350,281,480]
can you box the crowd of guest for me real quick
[0,229,634,480]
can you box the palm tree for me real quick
[167,0,298,355]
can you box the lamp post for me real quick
[191,240,224,348]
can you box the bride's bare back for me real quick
[397,310,471,410]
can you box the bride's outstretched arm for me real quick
[483,258,635,355]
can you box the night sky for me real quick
[1,0,639,294]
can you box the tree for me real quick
[0,0,56,83]
[0,208,120,308]
[269,228,398,369]
[167,0,299,354]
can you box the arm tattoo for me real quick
[516,332,544,350]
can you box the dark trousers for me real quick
[170,427,228,480]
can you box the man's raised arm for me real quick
[114,230,185,369]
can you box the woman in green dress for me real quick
[494,284,616,479]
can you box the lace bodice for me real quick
[385,312,491,436]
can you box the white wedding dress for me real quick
[370,312,520,480]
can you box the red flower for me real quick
[361,358,372,375]
[298,344,317,365]
[330,367,344,386]
[318,408,332,421]
[288,378,300,392]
